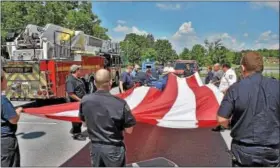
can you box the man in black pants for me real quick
[80,69,136,167]
[66,64,87,141]
[217,52,279,167]
[1,70,23,167]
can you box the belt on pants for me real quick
[232,139,280,149]
[91,141,124,147]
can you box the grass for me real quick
[263,72,280,80]
[264,63,280,68]
[200,72,279,80]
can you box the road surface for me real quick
[13,86,232,167]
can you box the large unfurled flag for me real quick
[24,72,224,128]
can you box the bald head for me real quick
[94,69,112,90]
[213,63,221,71]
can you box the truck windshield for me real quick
[175,63,195,70]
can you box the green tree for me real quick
[179,48,191,60]
[190,44,207,66]
[171,49,179,60]
[225,51,235,65]
[146,34,155,48]
[1,1,109,41]
[154,39,174,64]
[141,48,157,61]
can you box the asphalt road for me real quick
[12,84,232,167]
[13,87,119,167]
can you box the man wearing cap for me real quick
[65,64,87,141]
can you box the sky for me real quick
[92,1,279,53]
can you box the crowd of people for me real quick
[1,51,279,167]
[205,63,237,94]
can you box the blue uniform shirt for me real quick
[205,71,214,84]
[131,70,137,78]
[218,73,279,145]
[217,73,280,165]
[1,95,18,136]
[154,75,168,91]
[120,72,134,91]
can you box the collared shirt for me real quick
[131,69,138,78]
[205,71,214,84]
[1,95,17,136]
[211,70,224,87]
[120,71,134,91]
[65,74,86,102]
[79,90,136,145]
[219,68,237,91]
[218,73,279,146]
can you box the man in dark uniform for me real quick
[211,63,224,87]
[79,69,136,167]
[1,70,23,167]
[217,52,280,167]
[119,65,134,93]
[183,64,193,77]
[66,64,87,141]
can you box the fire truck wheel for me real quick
[88,77,97,93]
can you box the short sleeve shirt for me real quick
[217,73,280,145]
[1,95,17,136]
[219,68,237,91]
[120,72,134,90]
[212,70,224,87]
[79,90,136,145]
[65,74,86,102]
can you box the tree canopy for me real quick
[1,1,109,40]
[1,1,278,66]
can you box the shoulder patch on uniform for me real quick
[229,75,233,79]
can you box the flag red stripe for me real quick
[130,74,178,122]
[24,102,79,114]
[185,78,220,127]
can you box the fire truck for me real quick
[1,24,122,101]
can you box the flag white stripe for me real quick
[206,84,224,104]
[157,76,197,128]
[194,72,204,87]
[50,87,150,118]
[124,86,150,110]
[49,110,78,117]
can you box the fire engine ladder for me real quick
[45,70,54,97]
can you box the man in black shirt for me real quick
[217,52,279,167]
[183,64,193,77]
[66,64,87,141]
[1,70,23,167]
[80,69,136,167]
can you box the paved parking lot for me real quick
[13,85,232,167]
